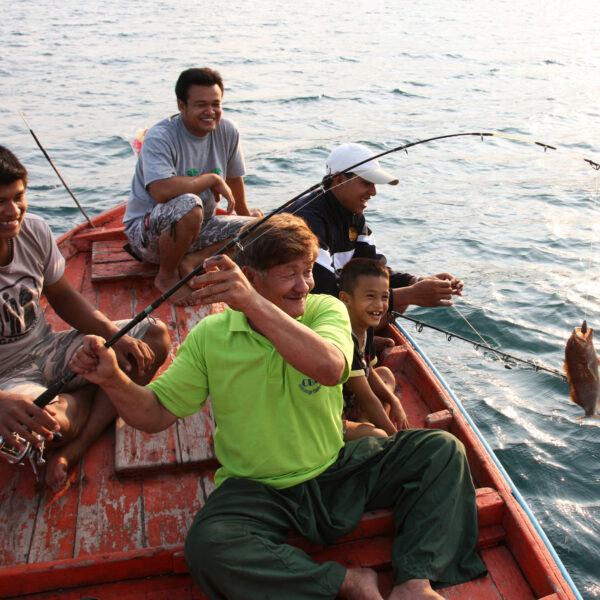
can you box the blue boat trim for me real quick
[394,321,583,600]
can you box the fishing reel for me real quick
[0,432,47,480]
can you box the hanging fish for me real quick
[564,320,600,418]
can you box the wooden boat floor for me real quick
[0,218,572,599]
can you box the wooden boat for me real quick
[0,203,582,599]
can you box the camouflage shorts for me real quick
[124,194,254,264]
[0,319,151,398]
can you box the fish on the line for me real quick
[564,320,600,418]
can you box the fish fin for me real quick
[587,361,599,380]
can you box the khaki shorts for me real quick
[0,319,151,398]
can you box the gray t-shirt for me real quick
[124,114,246,225]
[0,214,65,373]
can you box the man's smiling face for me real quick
[178,84,223,138]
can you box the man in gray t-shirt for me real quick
[0,145,169,491]
[124,67,262,306]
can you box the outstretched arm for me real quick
[392,273,463,309]
[43,275,157,378]
[69,335,177,433]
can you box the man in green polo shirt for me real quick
[69,214,485,600]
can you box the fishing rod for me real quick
[392,311,567,381]
[350,131,600,174]
[1,129,592,465]
[20,112,95,228]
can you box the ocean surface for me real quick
[1,1,599,596]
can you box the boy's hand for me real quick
[389,399,409,431]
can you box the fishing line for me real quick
[451,303,490,346]
[391,310,567,380]
[582,172,600,324]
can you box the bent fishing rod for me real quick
[392,311,567,381]
[2,130,595,462]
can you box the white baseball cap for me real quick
[325,143,399,185]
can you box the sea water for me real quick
[1,0,599,596]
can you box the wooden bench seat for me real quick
[91,239,158,282]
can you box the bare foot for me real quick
[388,579,444,600]
[45,452,73,491]
[154,273,198,306]
[339,568,383,600]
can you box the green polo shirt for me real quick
[149,294,354,489]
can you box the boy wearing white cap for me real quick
[288,143,463,313]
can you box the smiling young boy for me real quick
[339,258,409,440]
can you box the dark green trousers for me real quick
[185,429,486,599]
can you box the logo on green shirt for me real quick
[298,378,322,395]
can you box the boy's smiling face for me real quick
[340,274,390,332]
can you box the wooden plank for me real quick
[0,547,179,599]
[42,251,90,330]
[114,418,181,475]
[439,575,503,599]
[0,462,40,566]
[74,427,144,557]
[92,260,158,282]
[173,303,224,468]
[481,545,536,600]
[0,573,206,600]
[27,472,81,564]
[114,279,180,475]
[91,239,157,282]
[72,225,127,244]
[425,409,454,431]
[177,402,217,465]
[142,469,206,548]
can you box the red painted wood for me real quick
[0,573,206,600]
[142,470,205,549]
[73,225,128,243]
[439,575,504,599]
[113,278,181,474]
[0,462,39,566]
[425,408,454,431]
[0,547,179,597]
[0,203,580,600]
[27,477,81,564]
[74,427,144,557]
[481,545,537,600]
